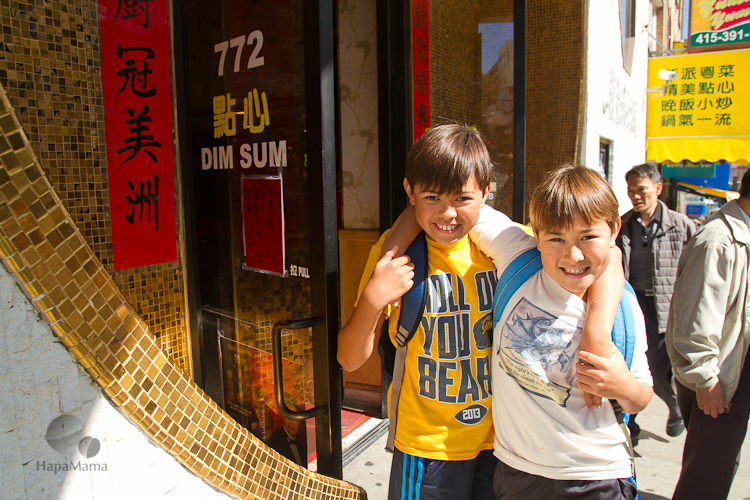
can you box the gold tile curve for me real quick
[0,83,366,500]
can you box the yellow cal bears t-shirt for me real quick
[357,231,496,460]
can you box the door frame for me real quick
[303,0,344,479]
[173,0,343,479]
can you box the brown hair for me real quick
[530,164,620,233]
[404,123,493,194]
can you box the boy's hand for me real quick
[361,245,415,309]
[576,345,634,406]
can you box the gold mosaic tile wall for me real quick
[429,0,482,126]
[0,83,366,499]
[0,0,189,372]
[524,0,586,221]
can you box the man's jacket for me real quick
[618,200,696,333]
[666,200,750,403]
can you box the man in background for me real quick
[666,168,750,500]
[617,164,695,443]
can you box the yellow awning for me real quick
[646,49,750,164]
[647,137,749,165]
[675,181,739,201]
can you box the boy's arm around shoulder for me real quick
[470,205,535,269]
[578,244,625,408]
[337,244,415,372]
[580,245,624,357]
[380,206,422,258]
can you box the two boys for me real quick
[337,124,652,499]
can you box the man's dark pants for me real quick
[672,350,750,500]
[634,291,681,420]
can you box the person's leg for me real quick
[492,460,636,500]
[654,334,684,434]
[469,450,498,500]
[672,377,750,500]
[626,413,640,445]
[635,292,682,431]
[390,449,493,500]
[492,460,555,499]
[555,477,637,500]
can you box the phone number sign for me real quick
[690,1,750,48]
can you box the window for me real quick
[620,0,636,74]
[599,139,612,182]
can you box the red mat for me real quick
[305,409,370,462]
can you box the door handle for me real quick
[272,317,326,421]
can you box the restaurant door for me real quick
[176,0,343,478]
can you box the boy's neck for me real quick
[425,233,469,247]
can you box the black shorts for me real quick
[493,459,637,500]
[388,448,497,500]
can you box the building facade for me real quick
[0,0,680,498]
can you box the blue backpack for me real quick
[378,233,430,452]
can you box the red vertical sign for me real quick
[241,176,285,275]
[99,0,176,270]
[412,0,430,140]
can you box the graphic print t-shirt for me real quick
[358,232,496,460]
[470,206,652,480]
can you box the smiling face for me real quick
[627,174,662,218]
[404,176,490,246]
[534,214,621,299]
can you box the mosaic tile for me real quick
[1,0,189,374]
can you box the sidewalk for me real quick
[343,399,750,500]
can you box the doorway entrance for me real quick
[177,0,343,478]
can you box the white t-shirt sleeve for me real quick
[469,205,536,272]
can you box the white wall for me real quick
[0,265,232,500]
[582,0,653,214]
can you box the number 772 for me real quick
[214,31,265,77]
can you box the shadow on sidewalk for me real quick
[638,492,670,500]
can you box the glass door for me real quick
[177,0,342,478]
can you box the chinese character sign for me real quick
[99,0,177,269]
[646,49,750,164]
[242,176,285,275]
[412,0,430,140]
[690,1,750,48]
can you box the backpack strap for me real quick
[386,232,429,452]
[610,281,638,479]
[386,345,407,452]
[612,281,637,370]
[493,248,542,329]
[394,233,430,347]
